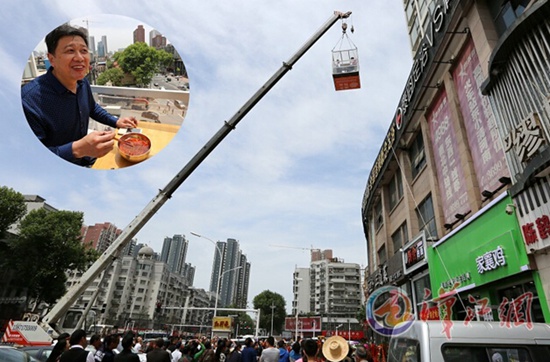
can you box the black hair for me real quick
[45,23,88,54]
[266,336,275,347]
[69,329,86,346]
[155,337,165,348]
[245,337,253,347]
[302,339,318,358]
[90,334,101,344]
[277,340,285,348]
[121,331,135,350]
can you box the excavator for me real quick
[2,10,353,345]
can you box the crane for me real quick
[29,10,353,338]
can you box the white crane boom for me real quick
[40,10,352,333]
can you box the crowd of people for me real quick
[46,329,379,362]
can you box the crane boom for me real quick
[41,10,351,330]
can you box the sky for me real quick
[0,0,413,313]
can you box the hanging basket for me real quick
[332,21,361,91]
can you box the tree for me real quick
[0,186,26,237]
[96,67,125,86]
[113,42,172,87]
[7,208,98,309]
[253,290,286,335]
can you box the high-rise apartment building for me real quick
[208,238,250,308]
[81,222,122,253]
[101,35,108,55]
[89,36,96,56]
[292,250,362,335]
[63,245,199,330]
[134,25,145,44]
[160,234,188,276]
[97,41,105,58]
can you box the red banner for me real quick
[428,89,469,223]
[285,317,322,331]
[452,40,509,193]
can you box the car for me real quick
[19,345,53,362]
[0,345,40,362]
[140,111,160,122]
[174,100,187,110]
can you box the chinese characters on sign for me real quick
[440,272,471,289]
[453,40,509,193]
[428,89,469,224]
[522,214,550,246]
[404,240,425,269]
[476,246,506,274]
[504,112,546,162]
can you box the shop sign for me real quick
[522,214,550,246]
[440,272,471,289]
[475,245,506,274]
[427,196,529,295]
[366,264,388,294]
[402,231,428,275]
[504,112,546,162]
[212,316,232,331]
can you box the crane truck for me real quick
[2,10,352,345]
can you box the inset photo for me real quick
[21,14,190,169]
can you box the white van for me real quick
[387,321,550,362]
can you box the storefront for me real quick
[426,193,550,322]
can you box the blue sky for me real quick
[0,0,412,312]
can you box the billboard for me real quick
[285,316,322,332]
[452,39,509,193]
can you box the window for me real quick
[389,171,404,210]
[442,346,534,362]
[409,132,426,179]
[489,0,532,36]
[374,200,384,230]
[392,222,408,254]
[378,245,387,265]
[416,194,437,239]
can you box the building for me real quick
[97,41,105,58]
[81,222,123,253]
[362,0,549,337]
[134,25,145,44]
[101,35,108,55]
[208,238,251,308]
[63,245,195,331]
[149,29,161,46]
[160,234,189,275]
[292,250,362,338]
[89,35,96,56]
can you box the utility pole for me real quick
[270,303,276,336]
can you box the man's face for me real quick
[48,35,90,84]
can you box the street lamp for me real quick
[190,232,224,338]
[336,324,343,336]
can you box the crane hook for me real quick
[342,22,348,34]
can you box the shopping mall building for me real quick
[362,0,550,326]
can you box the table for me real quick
[92,121,180,170]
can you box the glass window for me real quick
[442,346,533,362]
[378,245,387,265]
[388,338,420,362]
[489,0,533,36]
[375,200,384,230]
[416,194,437,239]
[409,132,426,179]
[389,171,404,210]
[392,222,408,254]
